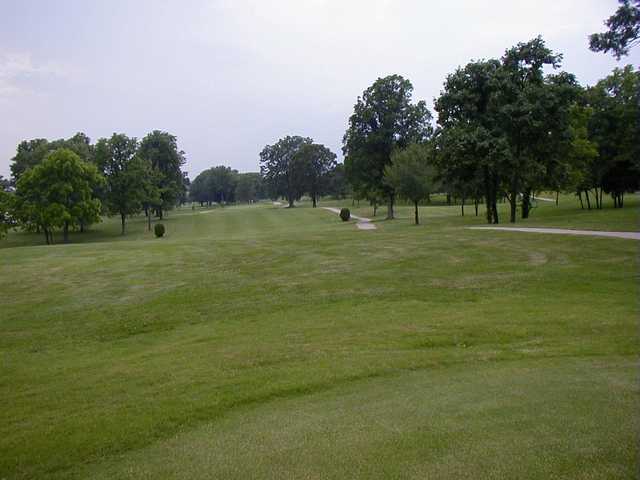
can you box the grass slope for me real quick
[1,198,638,479]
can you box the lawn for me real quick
[1,196,638,479]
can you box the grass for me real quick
[1,196,638,479]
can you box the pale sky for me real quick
[1,0,637,179]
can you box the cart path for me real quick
[468,226,640,240]
[322,207,377,230]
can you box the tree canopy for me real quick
[589,0,640,59]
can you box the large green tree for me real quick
[138,131,186,219]
[435,60,505,223]
[384,143,435,225]
[590,0,640,59]
[95,134,150,234]
[13,149,103,244]
[343,75,432,219]
[260,136,312,207]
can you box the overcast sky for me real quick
[1,0,637,179]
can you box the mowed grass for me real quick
[1,197,638,479]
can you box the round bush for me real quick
[339,208,350,222]
[154,223,165,238]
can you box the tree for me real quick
[13,149,103,244]
[138,131,186,219]
[10,133,95,183]
[0,175,12,191]
[384,144,435,224]
[236,173,264,203]
[95,134,149,234]
[260,136,312,207]
[0,190,13,238]
[587,65,640,207]
[343,75,433,219]
[294,143,337,207]
[324,164,350,200]
[494,37,569,222]
[590,0,640,59]
[435,60,505,223]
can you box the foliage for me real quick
[589,0,640,59]
[260,136,312,207]
[587,66,640,205]
[343,74,433,218]
[154,223,165,238]
[9,132,94,183]
[384,144,435,224]
[95,134,151,234]
[13,148,104,244]
[138,131,186,218]
[339,207,350,221]
[293,143,338,207]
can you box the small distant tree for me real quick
[260,136,312,207]
[294,143,337,207]
[14,149,103,244]
[590,0,640,59]
[384,144,435,225]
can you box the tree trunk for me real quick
[148,211,152,231]
[312,194,317,208]
[446,193,451,205]
[461,196,465,217]
[414,201,419,225]
[121,213,126,235]
[63,221,70,243]
[555,191,559,206]
[474,199,479,216]
[288,195,294,208]
[44,228,50,245]
[386,194,395,220]
[373,201,377,217]
[621,193,624,208]
[577,191,584,209]
[585,190,591,210]
[509,191,517,223]
[594,187,600,209]
[80,221,85,233]
[521,189,531,219]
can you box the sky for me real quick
[1,0,638,179]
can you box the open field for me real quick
[1,196,639,479]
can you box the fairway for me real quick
[1,197,638,479]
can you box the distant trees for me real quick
[235,173,264,203]
[13,149,103,244]
[590,0,639,59]
[343,75,433,219]
[259,136,340,207]
[384,144,435,224]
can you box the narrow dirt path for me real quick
[322,207,377,230]
[468,226,640,240]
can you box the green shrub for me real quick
[340,208,350,222]
[154,223,165,238]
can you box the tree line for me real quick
[0,131,187,243]
[341,36,638,225]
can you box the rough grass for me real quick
[1,196,638,479]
